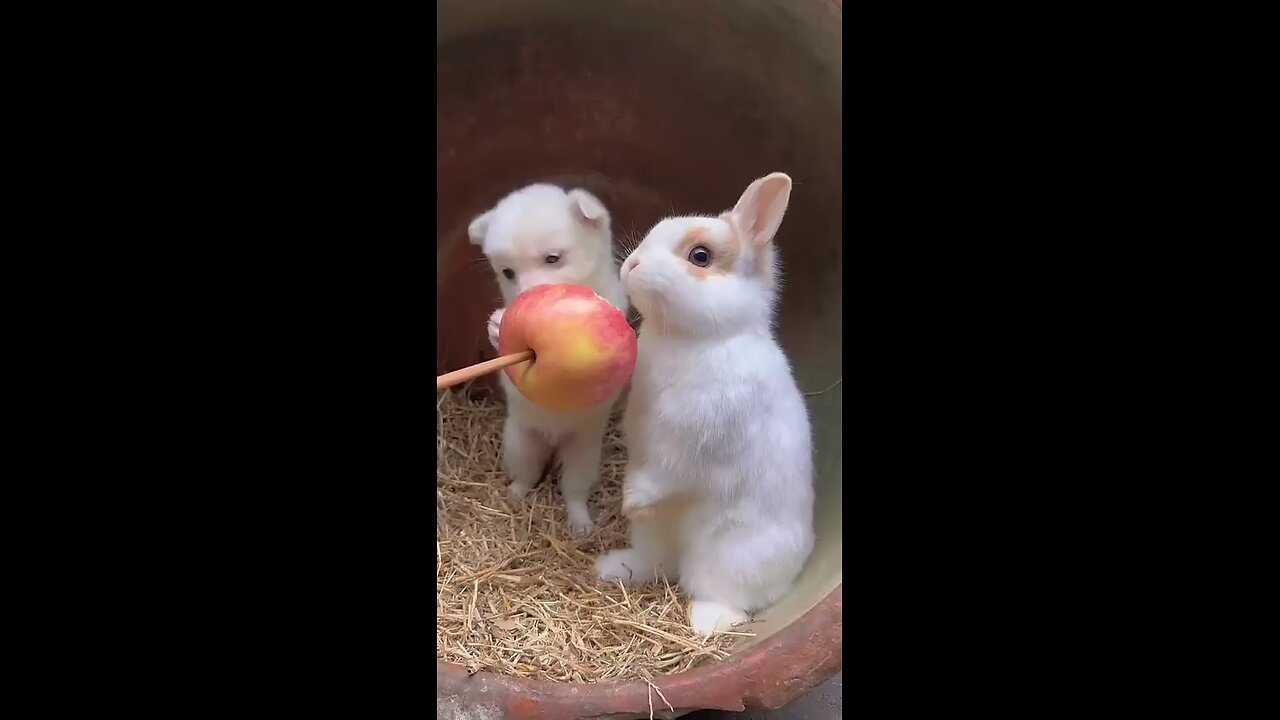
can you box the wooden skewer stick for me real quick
[436,350,535,392]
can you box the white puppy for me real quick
[468,184,628,534]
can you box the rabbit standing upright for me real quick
[469,183,629,534]
[595,173,815,636]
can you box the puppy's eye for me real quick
[687,246,712,267]
[545,253,561,265]
[502,268,515,280]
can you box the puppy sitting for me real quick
[468,184,628,534]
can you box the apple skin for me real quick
[498,284,637,411]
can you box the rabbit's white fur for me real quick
[595,173,814,636]
[469,183,629,534]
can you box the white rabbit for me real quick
[594,172,815,636]
[468,183,629,534]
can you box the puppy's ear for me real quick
[467,210,493,245]
[568,188,609,226]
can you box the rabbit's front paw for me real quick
[621,485,661,519]
[596,548,651,582]
[627,504,656,521]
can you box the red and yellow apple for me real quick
[498,284,637,411]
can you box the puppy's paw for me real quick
[487,308,505,351]
[566,501,595,536]
[507,481,532,504]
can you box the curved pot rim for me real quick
[437,584,842,718]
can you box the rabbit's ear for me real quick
[729,173,792,248]
[467,209,493,245]
[568,188,609,226]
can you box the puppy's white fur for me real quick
[469,183,628,534]
[595,173,815,636]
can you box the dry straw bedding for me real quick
[436,387,750,683]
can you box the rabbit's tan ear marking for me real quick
[729,172,792,249]
[467,210,493,246]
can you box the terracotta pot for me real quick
[437,1,842,717]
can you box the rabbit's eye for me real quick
[687,246,712,267]
[545,253,561,265]
[502,268,515,280]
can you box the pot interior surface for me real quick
[437,0,842,649]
